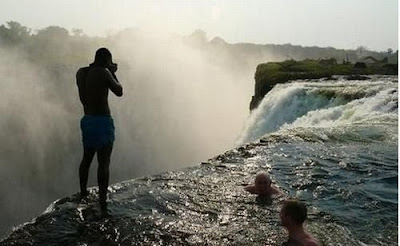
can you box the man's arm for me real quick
[244,184,257,194]
[305,240,319,246]
[76,67,88,105]
[104,69,123,97]
[271,184,284,195]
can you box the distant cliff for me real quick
[250,59,398,111]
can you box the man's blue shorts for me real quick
[80,115,115,150]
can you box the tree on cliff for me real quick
[0,21,31,47]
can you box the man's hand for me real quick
[109,63,118,73]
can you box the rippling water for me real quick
[1,76,397,245]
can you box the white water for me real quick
[236,78,398,144]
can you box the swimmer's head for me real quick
[280,199,307,227]
[254,171,272,194]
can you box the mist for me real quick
[0,27,254,236]
[110,29,253,177]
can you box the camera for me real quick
[108,62,118,73]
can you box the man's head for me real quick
[93,47,113,67]
[254,171,272,194]
[280,199,307,227]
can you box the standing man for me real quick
[76,48,123,214]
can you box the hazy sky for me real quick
[0,0,398,51]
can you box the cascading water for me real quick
[237,76,397,144]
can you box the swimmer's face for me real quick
[255,174,271,194]
[280,205,289,226]
[280,207,285,225]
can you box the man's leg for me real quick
[79,147,96,196]
[97,143,113,211]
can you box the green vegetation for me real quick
[0,21,107,67]
[1,21,397,74]
[250,59,398,110]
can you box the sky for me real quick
[0,0,398,52]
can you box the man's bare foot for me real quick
[100,201,110,217]
[79,191,89,202]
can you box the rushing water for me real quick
[1,76,397,245]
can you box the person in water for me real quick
[280,199,319,246]
[76,47,123,214]
[244,171,282,196]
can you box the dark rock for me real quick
[346,75,370,80]
[353,62,367,69]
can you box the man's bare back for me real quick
[76,65,122,115]
[286,232,319,246]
